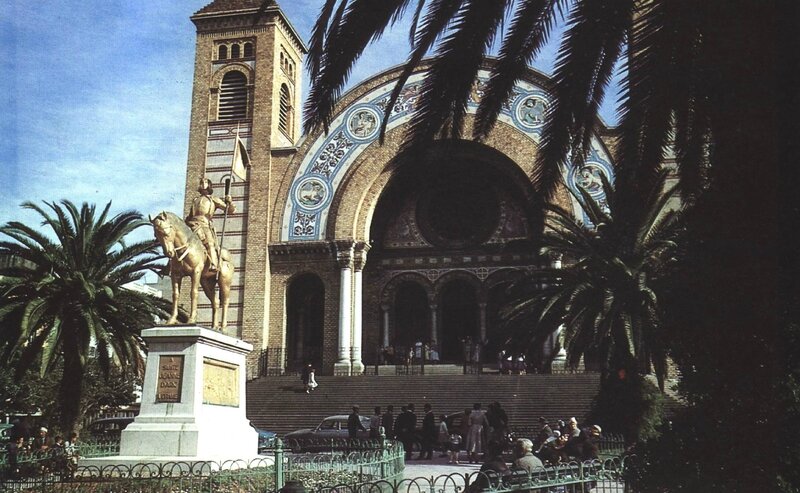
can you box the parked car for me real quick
[87,417,135,440]
[284,415,371,451]
[253,425,277,453]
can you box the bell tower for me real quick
[184,0,305,371]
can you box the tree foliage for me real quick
[0,200,169,433]
[503,169,683,389]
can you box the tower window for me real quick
[219,71,248,121]
[231,43,241,59]
[218,45,228,60]
[244,42,254,58]
[279,83,292,137]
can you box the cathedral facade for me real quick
[184,0,617,376]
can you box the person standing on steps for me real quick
[308,367,318,391]
[301,363,311,393]
[347,406,366,439]
[369,406,382,439]
[466,403,489,463]
[382,405,394,439]
[418,403,436,459]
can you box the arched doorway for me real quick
[486,282,513,361]
[286,274,324,372]
[393,281,430,349]
[440,280,479,361]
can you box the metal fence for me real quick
[0,437,405,493]
[317,457,631,493]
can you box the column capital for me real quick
[353,249,367,271]
[335,240,354,269]
[381,303,391,312]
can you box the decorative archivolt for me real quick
[280,68,615,242]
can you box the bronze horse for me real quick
[150,211,233,330]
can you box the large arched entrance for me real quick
[286,274,324,371]
[363,140,541,366]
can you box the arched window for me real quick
[243,42,254,58]
[279,84,292,137]
[218,71,248,121]
[231,43,241,59]
[218,45,228,60]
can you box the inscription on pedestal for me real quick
[156,355,184,403]
[203,358,239,407]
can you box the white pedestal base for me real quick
[82,326,258,466]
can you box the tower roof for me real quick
[195,0,276,16]
[192,0,306,52]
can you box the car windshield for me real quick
[319,419,339,430]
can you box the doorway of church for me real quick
[439,280,479,362]
[286,273,324,372]
[393,281,431,349]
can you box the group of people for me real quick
[379,343,441,365]
[533,416,603,464]
[344,402,603,469]
[3,426,80,479]
[347,403,440,461]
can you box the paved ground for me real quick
[402,452,481,480]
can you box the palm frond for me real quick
[401,0,511,149]
[536,0,632,199]
[473,0,565,139]
[376,0,465,143]
[304,0,413,135]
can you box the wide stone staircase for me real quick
[246,373,602,436]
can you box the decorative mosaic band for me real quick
[281,70,613,241]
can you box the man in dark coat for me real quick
[381,405,394,438]
[396,404,417,460]
[394,406,407,441]
[300,363,311,393]
[418,403,436,459]
[534,417,553,450]
[347,406,366,439]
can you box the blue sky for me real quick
[0,0,620,248]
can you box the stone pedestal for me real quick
[82,326,261,466]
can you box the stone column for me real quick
[429,304,438,345]
[550,254,567,363]
[381,304,390,348]
[350,242,369,375]
[335,242,354,375]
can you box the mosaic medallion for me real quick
[344,106,381,142]
[294,177,329,211]
[569,163,608,198]
[514,95,549,129]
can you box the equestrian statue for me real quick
[150,177,235,330]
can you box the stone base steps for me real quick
[246,373,602,436]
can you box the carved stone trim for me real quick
[335,240,355,269]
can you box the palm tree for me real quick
[503,169,682,389]
[302,0,788,488]
[0,201,170,433]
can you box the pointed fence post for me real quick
[274,437,284,490]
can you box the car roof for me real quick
[322,415,368,421]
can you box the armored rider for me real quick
[185,177,235,272]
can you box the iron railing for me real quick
[0,437,405,493]
[317,457,631,493]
